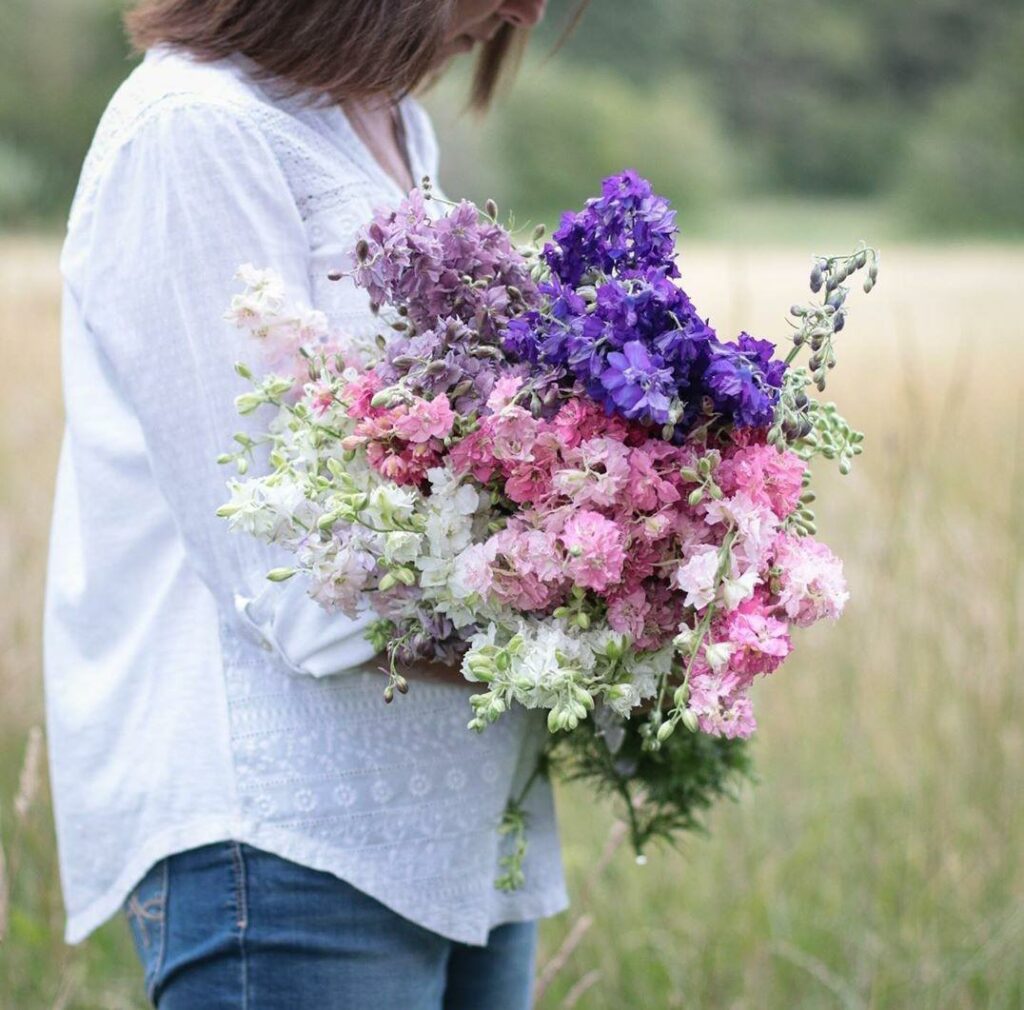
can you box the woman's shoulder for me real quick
[84,49,274,167]
[68,47,313,225]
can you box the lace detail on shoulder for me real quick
[67,52,398,234]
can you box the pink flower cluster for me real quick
[339,372,847,741]
[448,396,846,738]
[341,374,456,485]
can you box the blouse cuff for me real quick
[234,577,380,678]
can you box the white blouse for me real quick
[44,45,566,946]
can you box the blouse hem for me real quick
[64,815,569,948]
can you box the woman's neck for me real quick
[343,97,416,194]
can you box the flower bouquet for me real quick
[217,172,877,883]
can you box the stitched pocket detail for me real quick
[125,860,169,1002]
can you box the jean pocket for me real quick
[124,859,169,1002]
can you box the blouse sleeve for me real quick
[76,99,379,677]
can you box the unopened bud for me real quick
[266,567,297,582]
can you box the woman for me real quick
[44,2,574,1007]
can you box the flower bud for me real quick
[485,198,498,220]
[682,709,700,733]
[394,567,416,587]
[657,721,675,743]
[234,391,264,415]
[266,567,297,582]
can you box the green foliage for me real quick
[0,0,137,225]
[540,0,1021,198]
[554,716,753,857]
[425,61,733,230]
[1,0,1022,234]
[896,12,1024,234]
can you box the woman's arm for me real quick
[74,98,379,677]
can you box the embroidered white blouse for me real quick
[44,45,566,946]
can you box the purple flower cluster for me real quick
[352,190,537,342]
[503,172,787,433]
[375,315,528,416]
[544,169,679,286]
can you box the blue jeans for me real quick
[124,842,538,1009]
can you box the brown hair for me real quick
[125,0,588,112]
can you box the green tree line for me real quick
[1,0,1021,233]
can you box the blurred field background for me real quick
[2,0,1023,1007]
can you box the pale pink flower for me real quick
[560,510,626,592]
[343,372,386,419]
[306,379,336,417]
[772,533,849,626]
[719,443,806,519]
[703,491,779,571]
[448,429,497,483]
[393,395,455,443]
[552,398,633,449]
[687,666,757,739]
[484,407,538,462]
[553,437,630,508]
[606,587,651,641]
[499,524,565,582]
[672,544,720,610]
[486,375,524,413]
[366,439,442,486]
[453,541,498,597]
[721,594,792,676]
[623,446,681,512]
[504,434,559,505]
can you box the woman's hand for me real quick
[399,658,476,690]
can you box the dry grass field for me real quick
[1,235,1022,1009]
